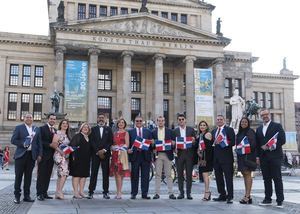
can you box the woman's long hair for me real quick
[197,120,210,135]
[237,117,251,135]
[58,119,71,140]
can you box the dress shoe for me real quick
[13,197,20,204]
[226,198,233,204]
[153,194,160,199]
[44,195,53,199]
[23,197,35,202]
[177,194,184,199]
[187,195,193,200]
[37,195,44,201]
[87,193,93,199]
[130,195,136,200]
[276,202,283,209]
[142,195,151,200]
[169,194,176,200]
[259,199,272,206]
[213,195,227,202]
[103,193,110,199]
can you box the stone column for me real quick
[213,58,225,121]
[153,54,166,120]
[54,46,66,113]
[88,48,100,124]
[0,56,7,126]
[121,51,134,123]
[184,56,196,126]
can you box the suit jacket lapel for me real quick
[23,124,29,136]
[265,122,274,139]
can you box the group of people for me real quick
[11,108,286,208]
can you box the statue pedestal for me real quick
[250,119,262,130]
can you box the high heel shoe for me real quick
[239,196,252,204]
[55,192,64,200]
[202,191,211,201]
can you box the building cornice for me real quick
[0,32,51,47]
[53,26,229,46]
[253,73,299,80]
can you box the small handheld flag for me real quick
[155,140,172,152]
[265,132,279,151]
[236,136,251,155]
[133,136,152,151]
[198,135,206,151]
[215,129,229,148]
[59,144,79,155]
[176,137,193,150]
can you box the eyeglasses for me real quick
[135,120,142,122]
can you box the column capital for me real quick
[121,51,134,58]
[183,55,197,63]
[153,53,166,61]
[88,47,101,55]
[54,46,66,53]
[212,57,225,65]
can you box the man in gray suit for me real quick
[173,113,196,200]
[11,113,42,204]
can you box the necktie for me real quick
[138,128,142,137]
[50,127,54,134]
[216,127,221,137]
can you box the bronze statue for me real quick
[283,57,287,70]
[216,17,222,35]
[245,99,260,120]
[57,1,65,22]
[140,0,149,13]
[50,90,64,113]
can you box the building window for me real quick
[100,6,107,16]
[225,103,231,122]
[163,99,169,127]
[89,4,97,18]
[131,71,141,92]
[181,14,187,24]
[9,64,19,86]
[110,7,118,16]
[121,7,128,15]
[266,92,273,109]
[21,93,30,120]
[161,12,168,19]
[253,91,258,103]
[98,69,112,91]
[97,97,111,109]
[34,66,44,87]
[171,13,178,21]
[234,78,242,96]
[33,94,42,121]
[78,3,86,20]
[151,11,158,16]
[183,100,186,115]
[224,78,232,98]
[8,92,17,120]
[163,73,169,93]
[22,65,31,87]
[131,98,141,121]
[259,92,266,108]
[131,8,138,13]
[183,74,186,95]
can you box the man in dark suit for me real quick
[128,116,153,199]
[36,113,57,201]
[152,116,176,200]
[256,109,285,208]
[11,113,42,204]
[173,113,196,200]
[88,113,113,199]
[211,115,235,204]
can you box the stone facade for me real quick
[0,0,298,139]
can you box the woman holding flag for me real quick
[53,119,71,199]
[109,118,130,199]
[196,121,214,201]
[236,117,256,204]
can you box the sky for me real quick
[0,0,299,101]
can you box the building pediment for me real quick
[56,13,221,42]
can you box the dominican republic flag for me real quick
[215,129,229,148]
[59,144,79,155]
[155,140,172,152]
[111,145,128,151]
[23,136,32,148]
[176,137,193,150]
[265,132,279,151]
[236,136,251,155]
[198,136,206,151]
[133,136,152,151]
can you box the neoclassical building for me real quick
[0,0,298,140]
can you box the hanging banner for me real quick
[194,68,214,125]
[283,132,298,151]
[64,60,88,121]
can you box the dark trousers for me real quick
[36,157,54,196]
[213,161,234,199]
[177,150,193,195]
[260,157,284,202]
[88,154,110,194]
[130,152,150,196]
[14,151,35,198]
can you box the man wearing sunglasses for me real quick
[128,116,153,199]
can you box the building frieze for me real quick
[0,39,52,47]
[253,73,299,80]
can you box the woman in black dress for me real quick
[197,120,213,201]
[236,117,256,204]
[69,122,92,199]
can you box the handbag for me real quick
[244,154,257,169]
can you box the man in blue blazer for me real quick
[152,116,176,200]
[256,109,285,208]
[11,113,42,204]
[211,115,235,204]
[128,116,153,199]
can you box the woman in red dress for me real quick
[110,118,130,199]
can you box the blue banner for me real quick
[64,60,88,121]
